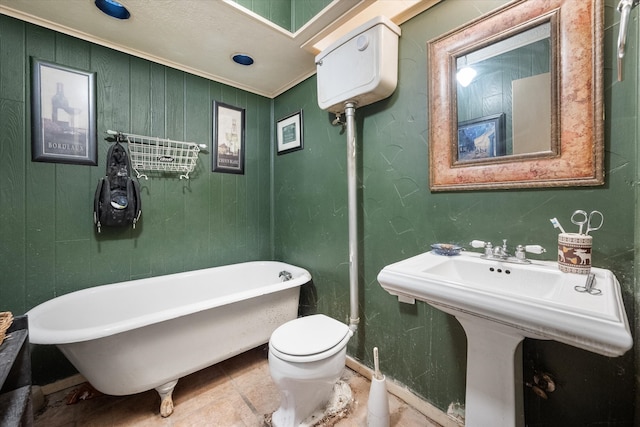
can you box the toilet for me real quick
[268,16,399,426]
[268,314,353,427]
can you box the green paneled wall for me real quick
[274,0,637,425]
[230,0,332,32]
[232,0,291,30]
[0,15,273,383]
[291,0,332,32]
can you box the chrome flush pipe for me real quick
[617,0,639,81]
[344,101,360,333]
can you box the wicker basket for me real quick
[0,311,13,345]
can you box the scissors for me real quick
[570,210,604,235]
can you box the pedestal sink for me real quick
[377,251,632,427]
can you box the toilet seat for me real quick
[270,314,352,363]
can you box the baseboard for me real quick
[346,356,463,427]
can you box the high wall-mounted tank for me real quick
[316,16,401,114]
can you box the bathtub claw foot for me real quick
[155,380,178,417]
[160,396,174,418]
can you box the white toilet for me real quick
[268,314,353,427]
[269,16,399,425]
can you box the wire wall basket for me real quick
[107,130,207,180]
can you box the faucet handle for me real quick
[470,240,487,248]
[471,240,494,257]
[514,244,546,262]
[524,245,546,254]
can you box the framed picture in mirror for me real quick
[457,113,506,162]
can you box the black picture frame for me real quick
[456,113,506,162]
[31,58,97,165]
[276,110,304,155]
[213,101,245,174]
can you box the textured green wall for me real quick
[0,15,273,383]
[274,1,637,425]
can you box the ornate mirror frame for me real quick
[428,0,604,191]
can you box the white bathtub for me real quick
[27,261,311,417]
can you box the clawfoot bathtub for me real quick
[27,261,310,417]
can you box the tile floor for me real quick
[34,345,443,426]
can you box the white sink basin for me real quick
[378,250,633,427]
[378,251,632,356]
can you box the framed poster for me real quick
[213,101,245,174]
[276,110,303,155]
[31,58,97,165]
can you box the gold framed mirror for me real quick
[428,0,603,191]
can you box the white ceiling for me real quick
[0,0,440,98]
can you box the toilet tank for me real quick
[315,16,401,113]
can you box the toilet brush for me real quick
[367,347,390,427]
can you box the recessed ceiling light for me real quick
[232,54,254,66]
[95,0,131,20]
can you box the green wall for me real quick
[230,0,332,32]
[274,1,637,425]
[0,15,273,383]
[1,0,638,425]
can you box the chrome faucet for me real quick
[279,271,293,282]
[493,239,510,258]
[470,240,545,264]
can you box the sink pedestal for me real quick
[457,316,525,427]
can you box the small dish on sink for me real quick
[431,243,463,256]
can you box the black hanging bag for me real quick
[93,137,141,233]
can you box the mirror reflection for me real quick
[455,22,553,163]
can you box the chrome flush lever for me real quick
[617,0,640,81]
